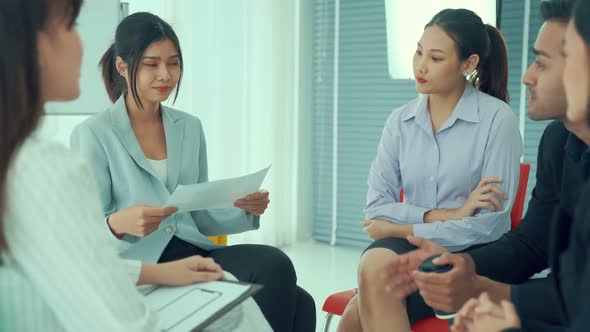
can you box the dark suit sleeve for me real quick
[511,277,566,331]
[467,122,566,284]
[570,238,590,331]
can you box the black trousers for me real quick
[159,236,316,332]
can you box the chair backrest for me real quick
[399,163,531,230]
[510,163,531,230]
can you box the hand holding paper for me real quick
[234,190,270,216]
[166,166,271,213]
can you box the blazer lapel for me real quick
[162,105,184,193]
[109,96,161,181]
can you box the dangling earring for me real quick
[463,71,470,80]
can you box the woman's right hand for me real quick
[156,256,224,286]
[139,256,225,286]
[107,204,178,238]
[458,178,508,218]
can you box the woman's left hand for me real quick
[234,190,270,216]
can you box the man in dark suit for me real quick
[381,1,580,331]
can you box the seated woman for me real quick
[0,0,271,331]
[69,12,315,332]
[337,8,522,332]
[454,1,590,331]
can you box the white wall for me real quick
[384,0,497,78]
[295,0,314,241]
[39,0,120,145]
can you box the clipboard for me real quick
[143,280,263,331]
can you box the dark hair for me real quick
[426,9,509,103]
[100,12,183,109]
[541,0,573,23]
[0,0,82,251]
[573,0,589,45]
[572,0,590,124]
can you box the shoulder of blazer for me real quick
[75,108,112,136]
[161,105,203,129]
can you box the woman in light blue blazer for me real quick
[70,12,315,332]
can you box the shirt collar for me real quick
[402,82,481,129]
[402,82,479,124]
[565,133,590,163]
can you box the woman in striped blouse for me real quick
[0,0,271,331]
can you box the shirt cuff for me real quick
[412,222,431,239]
[121,259,143,284]
[365,204,428,224]
[406,205,429,224]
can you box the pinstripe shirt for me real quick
[365,83,523,251]
[0,136,157,331]
[0,135,271,332]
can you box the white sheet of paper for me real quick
[166,166,270,213]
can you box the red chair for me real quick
[510,163,530,230]
[321,163,531,332]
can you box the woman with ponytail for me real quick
[70,12,315,332]
[338,8,522,331]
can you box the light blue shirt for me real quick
[70,97,259,263]
[365,83,523,252]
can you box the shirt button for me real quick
[164,226,173,234]
[429,176,435,181]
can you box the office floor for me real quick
[282,241,364,332]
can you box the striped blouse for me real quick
[0,135,271,332]
[0,136,157,331]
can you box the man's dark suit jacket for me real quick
[467,121,589,331]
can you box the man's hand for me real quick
[452,292,521,332]
[382,236,447,298]
[412,253,480,313]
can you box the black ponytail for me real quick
[478,24,509,103]
[99,43,126,102]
